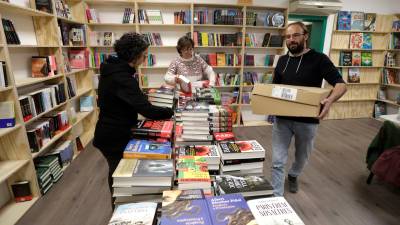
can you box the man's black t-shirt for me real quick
[273,49,345,123]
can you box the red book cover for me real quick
[132,120,174,138]
[209,53,217,66]
[213,132,235,141]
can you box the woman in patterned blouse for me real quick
[165,36,216,87]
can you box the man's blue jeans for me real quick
[271,117,318,196]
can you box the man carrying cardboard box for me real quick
[271,22,347,196]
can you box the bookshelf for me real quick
[326,13,393,119]
[0,1,98,224]
[85,1,288,126]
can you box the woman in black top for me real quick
[93,32,174,197]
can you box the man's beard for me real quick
[287,41,305,54]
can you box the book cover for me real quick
[349,33,363,49]
[108,202,158,225]
[124,139,172,159]
[247,197,305,225]
[0,101,15,128]
[79,96,93,112]
[132,120,174,138]
[364,13,376,31]
[348,68,360,83]
[31,57,49,77]
[206,194,256,225]
[36,0,53,13]
[215,175,273,196]
[351,11,364,31]
[134,159,173,177]
[340,51,352,66]
[352,51,361,66]
[362,33,372,49]
[337,11,351,30]
[161,190,212,225]
[361,52,373,66]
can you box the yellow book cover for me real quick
[112,159,138,178]
[217,53,226,66]
[201,32,209,46]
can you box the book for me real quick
[364,13,376,31]
[337,11,351,30]
[349,33,363,49]
[177,145,221,165]
[348,68,360,83]
[131,120,174,139]
[351,11,364,31]
[112,159,173,186]
[352,51,361,66]
[340,51,352,66]
[206,194,256,225]
[215,175,273,197]
[108,202,158,225]
[161,189,212,225]
[177,75,192,94]
[35,0,53,13]
[362,33,372,50]
[0,61,8,88]
[123,139,172,159]
[79,96,94,112]
[11,181,33,203]
[361,52,373,66]
[247,197,305,225]
[31,57,49,77]
[0,101,15,128]
[218,140,266,160]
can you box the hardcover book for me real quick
[351,11,364,31]
[108,202,158,225]
[247,197,305,225]
[123,139,172,159]
[337,11,351,30]
[206,194,256,225]
[215,175,273,197]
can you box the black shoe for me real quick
[288,175,298,193]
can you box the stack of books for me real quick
[145,86,176,109]
[177,145,221,175]
[218,140,265,175]
[36,167,53,195]
[112,159,173,204]
[176,156,212,195]
[45,140,74,168]
[131,120,174,142]
[35,155,63,194]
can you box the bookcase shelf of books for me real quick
[378,14,400,118]
[326,13,393,119]
[0,1,98,224]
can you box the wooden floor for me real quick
[17,119,400,225]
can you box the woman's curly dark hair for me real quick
[176,35,194,55]
[114,32,149,63]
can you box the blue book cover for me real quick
[161,190,212,225]
[206,194,256,225]
[362,33,372,49]
[351,11,364,31]
[337,11,351,30]
[124,139,172,155]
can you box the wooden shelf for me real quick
[7,45,59,48]
[337,99,376,102]
[0,86,14,93]
[335,66,382,68]
[57,16,86,25]
[32,125,73,159]
[386,66,400,69]
[74,110,94,126]
[212,66,241,69]
[80,129,95,148]
[0,1,53,17]
[0,197,39,225]
[383,83,400,88]
[378,99,400,106]
[195,46,242,49]
[139,24,191,27]
[70,88,92,101]
[243,66,275,69]
[85,0,132,5]
[346,82,379,85]
[64,68,90,76]
[194,24,243,28]
[62,45,87,48]
[25,102,67,126]
[87,23,136,26]
[0,160,29,183]
[245,26,285,30]
[245,47,284,50]
[15,74,64,88]
[330,48,386,51]
[89,45,113,48]
[333,30,388,34]
[387,49,400,51]
[148,46,176,49]
[0,124,22,139]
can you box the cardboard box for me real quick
[251,83,332,117]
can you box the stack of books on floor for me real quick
[176,144,221,175]
[112,158,173,204]
[218,140,265,176]
[176,156,212,195]
[145,86,176,109]
[34,155,63,194]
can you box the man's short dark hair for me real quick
[114,32,149,63]
[176,35,194,55]
[287,21,309,35]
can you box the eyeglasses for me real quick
[181,48,193,52]
[284,33,305,40]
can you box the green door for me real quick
[288,15,328,52]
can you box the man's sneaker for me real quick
[288,175,298,193]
